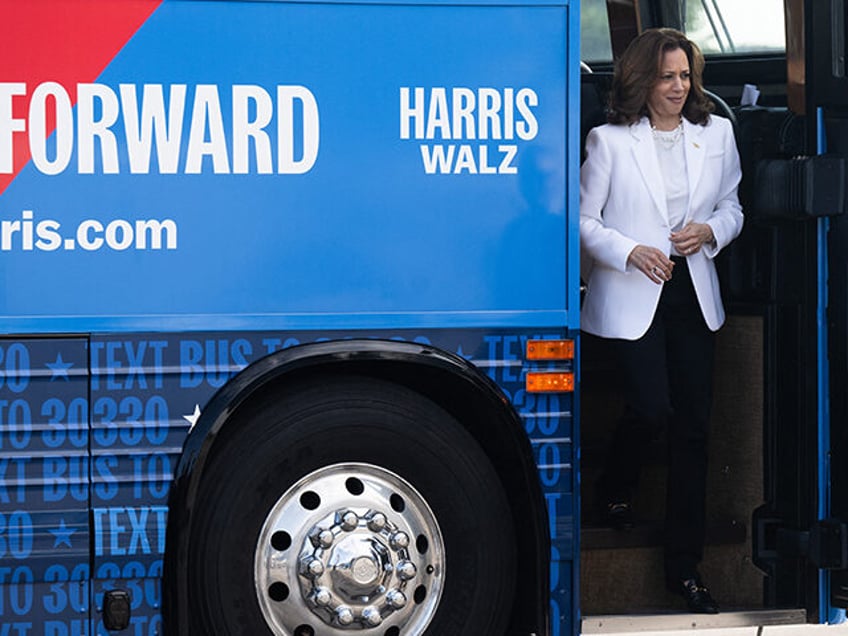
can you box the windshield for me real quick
[681,0,785,54]
[580,0,786,63]
[580,0,613,62]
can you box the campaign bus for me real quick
[0,0,847,635]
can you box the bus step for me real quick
[581,608,807,633]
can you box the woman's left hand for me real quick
[670,222,715,256]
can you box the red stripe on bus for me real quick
[0,0,162,195]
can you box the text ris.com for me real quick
[1,210,177,251]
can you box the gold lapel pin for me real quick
[693,142,700,148]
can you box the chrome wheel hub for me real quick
[255,463,445,634]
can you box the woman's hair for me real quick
[607,28,713,126]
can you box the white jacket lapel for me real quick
[630,118,669,223]
[683,119,706,210]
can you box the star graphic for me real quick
[455,345,473,361]
[183,404,202,431]
[46,353,74,381]
[50,519,77,548]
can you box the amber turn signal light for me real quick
[526,339,574,361]
[525,371,575,393]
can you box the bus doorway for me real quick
[579,0,848,629]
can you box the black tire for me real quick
[186,375,517,635]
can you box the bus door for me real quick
[580,0,848,625]
[738,0,848,622]
[806,0,848,620]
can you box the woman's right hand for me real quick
[627,245,674,284]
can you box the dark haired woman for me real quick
[580,28,743,613]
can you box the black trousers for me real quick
[598,256,716,583]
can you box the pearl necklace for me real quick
[651,118,683,150]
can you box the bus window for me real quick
[581,0,613,63]
[680,0,785,54]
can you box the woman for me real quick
[580,28,743,614]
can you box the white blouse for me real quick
[652,124,688,236]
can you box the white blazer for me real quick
[580,115,743,340]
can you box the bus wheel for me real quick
[186,376,517,635]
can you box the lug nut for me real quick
[310,528,334,549]
[312,587,331,607]
[319,529,334,548]
[396,560,417,580]
[340,510,359,532]
[305,558,325,578]
[335,606,354,626]
[362,606,382,626]
[390,531,409,550]
[367,512,387,532]
[386,589,407,609]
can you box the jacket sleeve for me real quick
[703,118,744,259]
[579,127,639,273]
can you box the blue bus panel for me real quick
[0,0,577,333]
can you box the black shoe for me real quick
[602,501,635,530]
[671,578,720,614]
